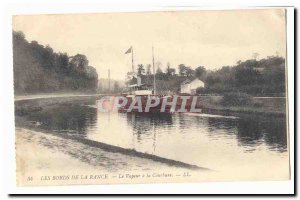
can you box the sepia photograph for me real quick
[12,8,290,187]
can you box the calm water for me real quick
[26,100,288,172]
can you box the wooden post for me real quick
[152,46,156,95]
[131,46,134,73]
[108,69,110,93]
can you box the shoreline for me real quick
[14,93,286,117]
[14,93,102,102]
[14,94,288,186]
[14,95,206,171]
[201,106,286,118]
[14,94,285,174]
[15,116,204,170]
[199,96,286,118]
[16,127,196,186]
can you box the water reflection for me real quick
[205,117,287,152]
[24,102,288,169]
[125,113,173,153]
[28,104,97,135]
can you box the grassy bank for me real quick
[199,96,286,117]
[14,93,287,118]
[15,95,98,116]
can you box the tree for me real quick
[235,65,260,86]
[69,54,89,74]
[178,64,194,77]
[156,66,166,80]
[166,62,176,76]
[12,31,99,94]
[178,64,186,76]
[195,66,207,80]
[156,66,163,74]
[85,66,98,79]
[137,64,145,75]
[146,64,152,75]
[186,67,194,77]
[55,53,69,73]
[13,31,25,44]
[166,62,171,76]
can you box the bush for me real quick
[222,92,253,106]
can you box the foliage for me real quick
[146,64,152,75]
[201,57,285,96]
[13,31,98,94]
[137,64,145,75]
[222,92,253,106]
[166,62,175,77]
[156,66,166,80]
[195,66,207,80]
[178,64,194,77]
[130,56,285,97]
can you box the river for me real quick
[20,97,288,178]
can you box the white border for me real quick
[0,2,295,195]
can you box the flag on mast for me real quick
[125,46,132,54]
[125,46,134,72]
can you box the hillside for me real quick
[203,56,286,96]
[131,56,286,96]
[13,31,98,94]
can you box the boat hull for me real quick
[118,95,201,114]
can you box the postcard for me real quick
[12,8,290,187]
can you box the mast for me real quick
[108,69,110,93]
[152,46,156,95]
[131,46,134,73]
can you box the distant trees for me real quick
[133,55,285,96]
[178,64,186,76]
[202,57,285,96]
[186,68,195,77]
[70,54,88,71]
[222,92,253,106]
[156,66,163,74]
[178,64,194,77]
[166,62,171,76]
[146,64,152,75]
[156,66,166,80]
[13,31,98,94]
[137,64,145,75]
[195,66,207,80]
[55,53,69,73]
[166,62,176,76]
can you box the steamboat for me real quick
[118,46,201,114]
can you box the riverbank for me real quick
[14,93,101,101]
[14,94,288,185]
[14,93,287,118]
[199,96,286,117]
[15,95,206,186]
[16,115,202,170]
[15,95,203,168]
[16,127,195,186]
[15,94,99,116]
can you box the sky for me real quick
[13,9,286,80]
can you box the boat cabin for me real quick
[128,84,153,95]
